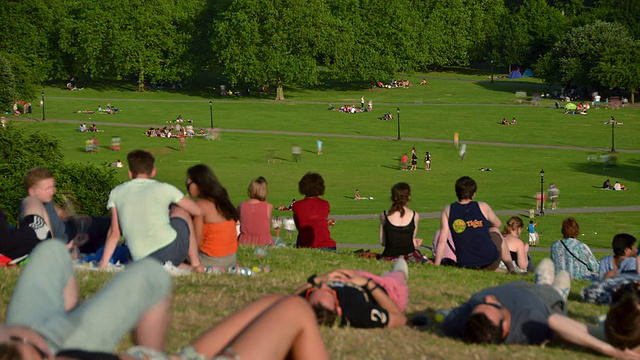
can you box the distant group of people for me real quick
[77,123,100,132]
[377,79,410,88]
[400,148,432,171]
[500,117,517,125]
[602,179,627,191]
[11,100,32,115]
[97,103,119,114]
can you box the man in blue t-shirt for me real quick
[434,176,515,272]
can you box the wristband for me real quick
[365,278,374,290]
[307,274,318,287]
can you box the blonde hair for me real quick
[502,216,524,236]
[248,176,268,201]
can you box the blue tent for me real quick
[508,69,522,79]
[522,68,534,77]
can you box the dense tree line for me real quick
[0,0,638,105]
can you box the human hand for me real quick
[413,238,423,247]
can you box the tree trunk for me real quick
[631,89,635,104]
[137,69,145,92]
[275,81,285,101]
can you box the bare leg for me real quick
[64,277,79,312]
[190,294,284,355]
[170,206,201,270]
[192,296,328,360]
[133,298,171,350]
[227,296,329,360]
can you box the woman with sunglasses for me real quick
[294,258,409,329]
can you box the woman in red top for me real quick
[238,177,273,246]
[292,172,336,250]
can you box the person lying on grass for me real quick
[295,258,409,329]
[440,258,639,359]
[0,242,328,360]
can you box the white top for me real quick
[107,178,185,260]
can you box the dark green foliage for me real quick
[0,54,17,112]
[0,123,118,224]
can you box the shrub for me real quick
[0,123,119,224]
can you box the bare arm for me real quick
[99,207,121,269]
[516,242,529,270]
[379,212,386,246]
[434,206,450,266]
[176,196,202,217]
[548,314,640,359]
[193,212,204,247]
[479,202,501,228]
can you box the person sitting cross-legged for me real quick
[295,258,409,329]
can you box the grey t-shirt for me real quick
[441,281,566,345]
[19,200,68,242]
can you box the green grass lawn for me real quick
[3,72,640,359]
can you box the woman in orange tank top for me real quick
[186,164,239,270]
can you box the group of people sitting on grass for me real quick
[603,179,628,191]
[2,163,640,358]
[144,125,199,138]
[97,103,119,114]
[500,117,517,125]
[77,123,100,132]
[377,79,410,88]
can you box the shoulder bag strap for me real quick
[560,240,593,271]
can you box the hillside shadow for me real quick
[570,157,640,186]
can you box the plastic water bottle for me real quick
[204,266,224,274]
[254,247,268,258]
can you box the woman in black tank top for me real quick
[379,183,427,263]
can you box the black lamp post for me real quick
[539,169,545,217]
[209,100,213,129]
[41,92,45,121]
[490,59,494,83]
[611,121,616,153]
[396,107,401,140]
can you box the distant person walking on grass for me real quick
[316,139,323,155]
[548,183,559,210]
[459,144,467,160]
[454,132,459,148]
[425,152,432,171]
[410,148,418,170]
[528,220,538,246]
[400,153,408,171]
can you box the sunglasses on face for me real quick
[10,336,48,360]
[305,287,340,311]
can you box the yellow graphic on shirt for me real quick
[466,220,484,228]
[452,219,466,233]
[452,219,485,233]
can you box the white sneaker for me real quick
[552,270,571,302]
[163,261,191,277]
[535,258,555,286]
[392,258,409,280]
